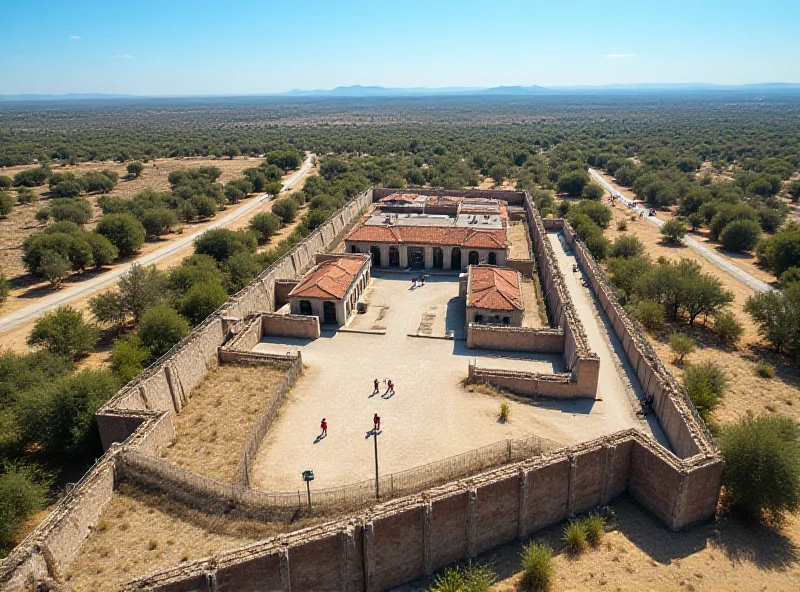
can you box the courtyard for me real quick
[251,262,664,493]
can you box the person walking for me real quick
[373,413,381,434]
[373,378,380,395]
[320,418,328,438]
[419,273,425,286]
[387,379,395,395]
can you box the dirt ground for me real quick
[65,483,326,592]
[601,203,800,424]
[160,362,289,482]
[250,267,656,492]
[394,496,800,592]
[508,220,533,260]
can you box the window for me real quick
[299,300,312,315]
[351,245,360,254]
[503,316,510,324]
[474,314,483,324]
[488,251,497,265]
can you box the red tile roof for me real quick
[345,225,506,249]
[289,255,369,300]
[467,266,523,311]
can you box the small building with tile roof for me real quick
[288,254,371,327]
[465,265,524,326]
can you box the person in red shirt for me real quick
[373,379,380,395]
[387,379,394,395]
[373,413,381,433]
[320,418,327,438]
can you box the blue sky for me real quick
[1,0,798,95]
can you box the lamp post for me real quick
[373,424,380,500]
[301,469,314,512]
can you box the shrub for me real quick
[616,219,628,231]
[556,170,590,196]
[111,335,151,384]
[167,254,219,293]
[0,192,13,217]
[745,284,800,355]
[0,175,11,190]
[14,369,118,458]
[248,212,282,243]
[781,267,800,286]
[687,212,705,230]
[562,520,587,555]
[0,465,51,554]
[719,415,800,521]
[499,401,510,423]
[127,162,144,178]
[194,228,256,262]
[38,250,71,286]
[430,562,496,592]
[660,219,686,243]
[582,512,606,547]
[713,311,744,344]
[49,198,92,225]
[720,219,762,252]
[179,281,228,324]
[140,207,178,237]
[669,332,695,364]
[684,361,727,421]
[35,207,50,223]
[520,541,554,592]
[754,361,776,379]
[609,235,644,259]
[223,251,261,293]
[117,263,166,323]
[192,195,217,219]
[95,213,146,257]
[138,305,190,357]
[570,200,612,228]
[631,299,665,330]
[13,167,49,187]
[86,232,119,267]
[0,274,9,304]
[581,182,605,200]
[27,306,98,360]
[271,198,299,224]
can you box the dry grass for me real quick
[160,362,288,481]
[65,483,326,592]
[602,203,800,424]
[396,496,800,592]
[508,220,532,260]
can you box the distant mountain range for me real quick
[2,83,800,102]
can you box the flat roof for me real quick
[364,212,503,230]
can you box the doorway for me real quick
[432,247,443,269]
[451,247,461,270]
[488,251,497,265]
[468,250,480,265]
[408,246,424,269]
[323,301,337,325]
[370,246,381,266]
[388,246,400,267]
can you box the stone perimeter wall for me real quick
[124,430,721,592]
[1,188,724,592]
[466,324,565,353]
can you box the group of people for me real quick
[411,274,426,289]
[317,378,395,440]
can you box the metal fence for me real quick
[236,355,303,486]
[121,432,560,513]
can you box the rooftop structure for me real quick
[466,265,524,326]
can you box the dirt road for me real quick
[0,155,314,333]
[588,168,771,293]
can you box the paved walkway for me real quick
[0,155,315,332]
[251,270,663,492]
[589,168,771,293]
[546,230,668,448]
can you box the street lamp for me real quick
[301,469,314,512]
[373,424,380,500]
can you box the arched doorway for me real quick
[370,246,381,266]
[468,250,479,265]
[388,246,400,267]
[487,251,497,265]
[432,247,443,269]
[323,301,337,325]
[450,247,461,270]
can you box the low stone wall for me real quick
[125,430,721,592]
[466,323,564,353]
[504,258,535,277]
[223,314,263,353]
[469,364,595,399]
[561,221,716,459]
[274,279,298,309]
[262,313,321,340]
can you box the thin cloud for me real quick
[69,35,81,40]
[605,53,635,59]
[114,54,134,59]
